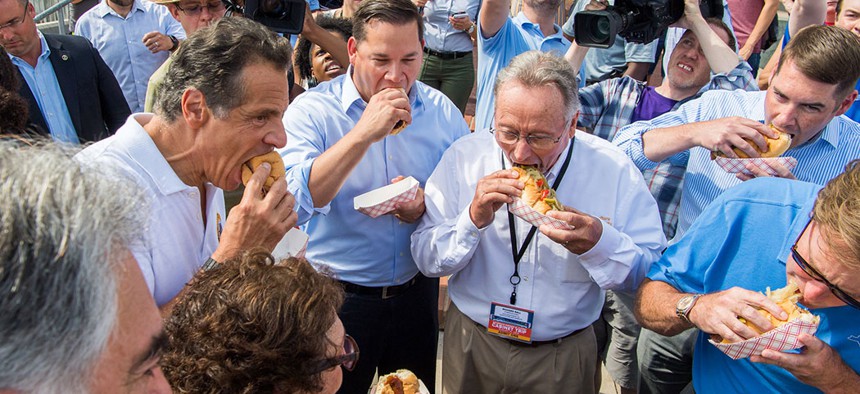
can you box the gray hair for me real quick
[155,16,293,122]
[0,140,148,393]
[493,50,580,123]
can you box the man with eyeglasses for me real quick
[1,0,129,143]
[412,50,665,393]
[75,0,185,113]
[635,160,860,393]
[143,0,224,112]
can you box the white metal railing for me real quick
[32,0,75,34]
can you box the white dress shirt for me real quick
[76,114,224,306]
[411,130,666,340]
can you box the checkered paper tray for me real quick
[709,317,820,360]
[354,176,419,218]
[715,156,798,177]
[509,198,573,230]
[272,227,309,259]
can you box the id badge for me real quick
[487,302,534,343]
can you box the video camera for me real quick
[573,0,723,48]
[222,0,305,35]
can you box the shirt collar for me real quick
[116,114,193,196]
[512,11,562,39]
[97,0,143,17]
[777,198,817,265]
[7,30,50,66]
[339,65,426,114]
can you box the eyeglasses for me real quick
[174,1,226,16]
[0,3,29,31]
[491,127,564,150]
[790,218,860,309]
[307,334,360,375]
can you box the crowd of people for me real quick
[2,0,860,393]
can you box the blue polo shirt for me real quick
[648,177,860,393]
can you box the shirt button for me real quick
[523,276,529,282]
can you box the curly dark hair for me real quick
[296,15,353,83]
[0,46,30,133]
[161,250,345,393]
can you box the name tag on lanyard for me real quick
[487,302,535,343]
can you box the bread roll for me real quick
[241,151,285,191]
[714,125,792,159]
[720,282,818,343]
[376,369,420,394]
[512,166,562,214]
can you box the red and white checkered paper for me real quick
[354,178,419,218]
[709,317,820,360]
[715,156,798,177]
[509,198,573,230]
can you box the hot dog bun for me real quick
[512,166,562,214]
[713,125,792,159]
[376,369,420,394]
[241,151,285,191]
[719,282,818,343]
[390,88,410,135]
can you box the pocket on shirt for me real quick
[549,243,592,283]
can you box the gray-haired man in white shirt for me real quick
[411,50,666,393]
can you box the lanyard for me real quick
[502,138,575,305]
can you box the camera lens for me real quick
[596,18,611,37]
[260,0,287,17]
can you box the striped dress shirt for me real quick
[614,89,860,242]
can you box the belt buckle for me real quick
[381,286,393,300]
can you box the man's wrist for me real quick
[466,23,476,34]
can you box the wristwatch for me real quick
[466,23,476,34]
[675,294,702,324]
[168,35,179,51]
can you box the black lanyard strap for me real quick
[502,137,575,305]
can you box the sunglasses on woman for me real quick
[308,334,360,375]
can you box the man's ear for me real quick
[181,88,209,129]
[834,89,858,117]
[568,111,580,137]
[168,4,181,21]
[347,36,358,66]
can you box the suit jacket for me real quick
[16,34,130,143]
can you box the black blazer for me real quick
[16,34,130,143]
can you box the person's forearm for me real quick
[623,62,651,81]
[788,0,826,37]
[641,123,701,162]
[742,0,780,52]
[687,11,740,74]
[564,42,590,76]
[635,279,697,336]
[308,130,374,208]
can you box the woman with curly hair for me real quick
[161,250,356,394]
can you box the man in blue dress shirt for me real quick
[280,0,469,392]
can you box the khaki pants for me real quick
[443,302,598,394]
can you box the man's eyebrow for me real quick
[130,331,169,373]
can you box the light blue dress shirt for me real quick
[279,71,470,286]
[9,31,79,144]
[75,0,185,113]
[648,177,860,394]
[613,89,860,242]
[475,12,570,132]
[422,0,479,53]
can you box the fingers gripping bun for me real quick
[720,282,818,343]
[715,125,792,159]
[241,151,286,191]
[376,369,420,394]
